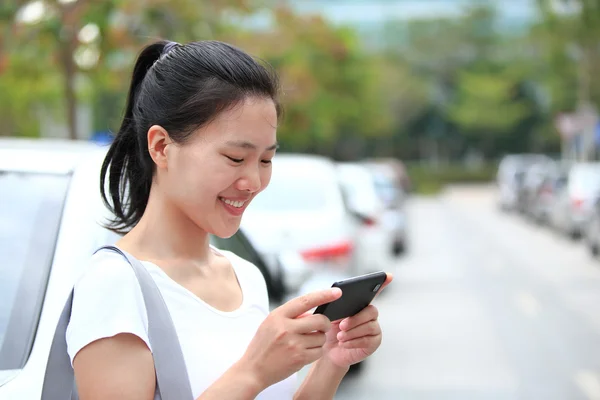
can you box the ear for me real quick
[147,125,171,169]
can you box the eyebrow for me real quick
[225,140,279,151]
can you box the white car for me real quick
[0,138,296,399]
[241,154,357,293]
[496,154,552,212]
[0,138,119,399]
[363,161,408,256]
[549,162,600,238]
[336,162,392,275]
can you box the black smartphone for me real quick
[313,271,387,321]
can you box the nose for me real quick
[237,165,262,193]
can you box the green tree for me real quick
[447,68,532,154]
[0,0,258,139]
[224,6,396,154]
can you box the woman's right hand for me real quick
[238,288,343,389]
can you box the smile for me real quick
[219,197,247,208]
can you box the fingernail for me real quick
[340,318,348,330]
[337,331,344,340]
[331,288,342,296]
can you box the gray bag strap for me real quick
[41,245,194,400]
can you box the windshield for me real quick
[373,173,400,203]
[248,175,338,213]
[0,172,69,370]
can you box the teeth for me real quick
[221,198,245,208]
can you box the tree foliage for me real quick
[2,0,599,161]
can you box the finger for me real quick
[292,314,332,334]
[339,305,379,331]
[374,273,393,299]
[339,334,382,349]
[337,321,380,342]
[279,288,342,318]
[380,273,393,291]
[301,331,327,349]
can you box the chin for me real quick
[210,223,241,240]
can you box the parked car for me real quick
[241,154,357,293]
[335,162,392,275]
[364,157,412,194]
[585,198,600,257]
[496,154,552,212]
[518,159,571,224]
[0,138,291,398]
[243,155,379,376]
[549,162,600,239]
[361,161,408,256]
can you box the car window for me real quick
[372,173,401,206]
[0,172,70,370]
[338,167,379,206]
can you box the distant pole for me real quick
[568,43,596,162]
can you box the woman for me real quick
[66,40,392,400]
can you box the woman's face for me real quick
[158,96,278,238]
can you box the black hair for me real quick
[100,40,282,234]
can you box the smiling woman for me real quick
[62,39,388,400]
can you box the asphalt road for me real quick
[333,185,600,400]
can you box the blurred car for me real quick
[526,161,571,224]
[335,162,392,275]
[364,157,412,194]
[585,197,600,257]
[362,161,408,256]
[496,154,552,212]
[549,162,600,239]
[518,159,569,223]
[241,154,357,294]
[520,161,550,218]
[0,138,290,398]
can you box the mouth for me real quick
[218,197,249,216]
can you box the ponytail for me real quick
[100,41,173,234]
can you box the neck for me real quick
[120,185,212,264]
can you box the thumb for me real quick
[279,288,342,318]
[374,273,393,299]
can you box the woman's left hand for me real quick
[322,273,393,368]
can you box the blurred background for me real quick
[3,0,600,399]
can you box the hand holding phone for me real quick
[313,271,387,321]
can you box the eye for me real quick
[261,159,272,165]
[226,156,243,163]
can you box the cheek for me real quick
[260,167,272,191]
[168,152,223,201]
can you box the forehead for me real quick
[207,97,277,142]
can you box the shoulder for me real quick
[74,249,138,287]
[66,249,151,364]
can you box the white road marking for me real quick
[514,291,540,317]
[574,370,600,400]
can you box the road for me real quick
[333,185,600,400]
